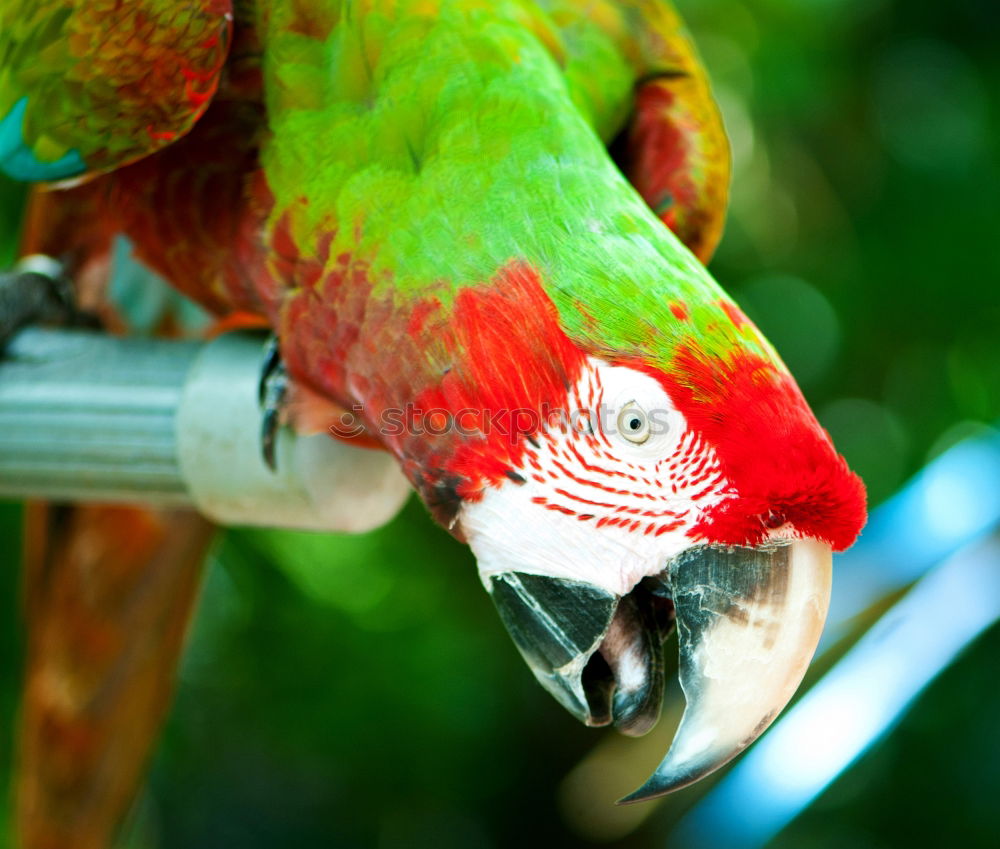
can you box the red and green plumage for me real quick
[4,0,864,550]
[3,1,868,841]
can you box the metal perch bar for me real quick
[0,327,410,532]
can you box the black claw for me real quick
[258,336,282,404]
[0,255,99,350]
[260,409,280,472]
[258,336,288,472]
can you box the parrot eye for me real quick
[617,402,651,444]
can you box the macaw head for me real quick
[382,261,866,802]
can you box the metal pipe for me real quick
[0,328,198,503]
[0,328,411,532]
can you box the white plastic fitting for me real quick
[175,332,411,532]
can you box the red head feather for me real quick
[658,345,867,551]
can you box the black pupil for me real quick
[628,416,642,431]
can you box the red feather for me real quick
[656,345,866,551]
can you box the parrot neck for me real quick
[250,1,781,514]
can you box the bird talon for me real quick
[0,255,99,350]
[258,336,288,472]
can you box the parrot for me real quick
[0,0,867,845]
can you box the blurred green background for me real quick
[1,0,999,846]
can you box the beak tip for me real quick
[615,786,660,806]
[614,754,724,805]
[615,778,683,806]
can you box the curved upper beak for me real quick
[487,537,832,802]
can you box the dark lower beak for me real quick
[487,538,832,802]
[487,572,674,735]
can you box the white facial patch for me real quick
[459,357,731,596]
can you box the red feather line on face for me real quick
[513,366,697,540]
[654,345,867,552]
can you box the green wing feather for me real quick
[0,0,232,181]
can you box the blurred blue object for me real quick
[670,427,1000,849]
[826,426,1000,644]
